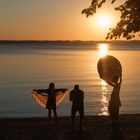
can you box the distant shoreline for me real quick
[0,114,140,140]
[0,40,140,43]
[0,40,140,51]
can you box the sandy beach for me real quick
[0,114,140,140]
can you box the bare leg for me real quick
[48,109,51,124]
[71,108,76,131]
[80,117,83,131]
[72,117,75,131]
[79,108,84,131]
[53,109,58,125]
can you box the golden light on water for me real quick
[97,43,109,115]
[98,43,108,57]
[99,80,109,115]
[101,80,107,86]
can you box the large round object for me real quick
[97,55,122,83]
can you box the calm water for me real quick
[0,41,140,117]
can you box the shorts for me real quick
[71,105,84,119]
[46,100,56,110]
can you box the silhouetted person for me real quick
[34,83,67,125]
[107,75,122,127]
[70,85,84,132]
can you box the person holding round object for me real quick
[97,55,122,127]
[107,75,122,127]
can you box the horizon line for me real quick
[0,39,140,42]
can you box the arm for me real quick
[82,91,84,101]
[118,72,122,84]
[119,76,122,84]
[69,91,73,102]
[55,88,68,95]
[106,81,114,87]
[33,89,48,95]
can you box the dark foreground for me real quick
[0,114,140,140]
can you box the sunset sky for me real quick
[0,0,139,40]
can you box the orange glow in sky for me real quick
[96,14,113,28]
[0,0,139,40]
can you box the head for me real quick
[74,84,79,90]
[112,76,119,84]
[49,82,55,89]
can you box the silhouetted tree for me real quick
[82,0,140,40]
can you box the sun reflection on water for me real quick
[98,43,109,57]
[99,80,109,115]
[97,43,110,115]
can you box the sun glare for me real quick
[96,14,113,28]
[101,80,107,86]
[98,43,108,57]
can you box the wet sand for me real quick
[0,114,140,140]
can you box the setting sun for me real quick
[96,14,113,28]
[90,12,115,38]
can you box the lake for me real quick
[0,41,140,117]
